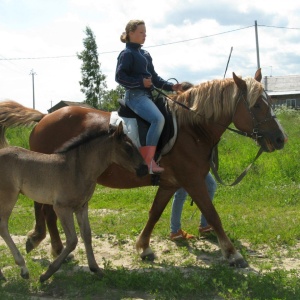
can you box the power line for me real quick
[0,26,253,61]
[259,24,300,30]
[0,54,77,61]
[0,24,299,61]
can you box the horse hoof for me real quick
[21,272,29,279]
[140,252,155,261]
[0,273,7,281]
[139,247,156,261]
[63,253,75,262]
[25,239,34,253]
[93,269,105,279]
[39,273,49,283]
[229,258,249,268]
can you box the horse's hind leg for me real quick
[0,194,29,279]
[75,203,104,278]
[27,203,64,258]
[26,202,47,253]
[39,206,77,283]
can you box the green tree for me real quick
[101,85,125,111]
[77,26,107,108]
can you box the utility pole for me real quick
[254,20,260,69]
[29,69,37,109]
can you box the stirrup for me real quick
[149,159,164,174]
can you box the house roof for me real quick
[268,91,300,96]
[263,75,300,93]
[56,100,93,108]
[48,100,94,112]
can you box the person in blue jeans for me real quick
[170,172,217,240]
[115,19,181,174]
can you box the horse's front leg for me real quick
[190,185,248,268]
[136,187,175,261]
[44,204,64,257]
[75,203,104,279]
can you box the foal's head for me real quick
[109,122,148,177]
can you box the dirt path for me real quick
[3,233,300,274]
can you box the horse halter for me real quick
[210,89,276,187]
[229,88,277,143]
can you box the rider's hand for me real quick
[172,83,182,92]
[143,77,153,88]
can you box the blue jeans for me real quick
[170,172,217,233]
[125,89,165,146]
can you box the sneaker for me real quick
[199,225,214,236]
[170,229,195,240]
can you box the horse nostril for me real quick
[136,164,148,177]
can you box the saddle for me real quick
[110,96,177,161]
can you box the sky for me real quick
[0,0,299,113]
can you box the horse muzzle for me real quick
[258,130,287,152]
[135,163,149,177]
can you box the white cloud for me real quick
[0,0,299,113]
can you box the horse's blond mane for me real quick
[169,77,263,125]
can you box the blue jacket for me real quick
[115,42,174,92]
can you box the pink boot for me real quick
[139,146,164,174]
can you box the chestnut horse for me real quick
[0,70,286,268]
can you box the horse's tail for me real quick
[0,100,46,148]
[0,125,8,148]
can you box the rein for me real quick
[153,86,270,186]
[210,145,264,186]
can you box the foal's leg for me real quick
[75,203,104,278]
[44,204,64,257]
[0,194,29,279]
[26,203,64,258]
[39,206,78,283]
[136,187,175,261]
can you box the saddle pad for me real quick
[109,111,178,160]
[110,111,142,148]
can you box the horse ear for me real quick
[233,72,247,92]
[254,68,262,82]
[108,124,116,135]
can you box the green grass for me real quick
[1,108,300,299]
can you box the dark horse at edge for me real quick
[0,69,287,268]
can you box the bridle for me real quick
[210,88,277,186]
[227,88,277,144]
[154,84,277,186]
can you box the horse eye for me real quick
[253,103,260,109]
[125,142,133,154]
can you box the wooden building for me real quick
[48,100,94,113]
[263,75,300,109]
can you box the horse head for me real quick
[232,69,287,152]
[109,122,148,177]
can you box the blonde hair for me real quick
[120,19,145,43]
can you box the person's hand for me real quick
[143,77,152,88]
[172,83,182,92]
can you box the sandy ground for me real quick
[2,231,300,275]
[1,209,300,299]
